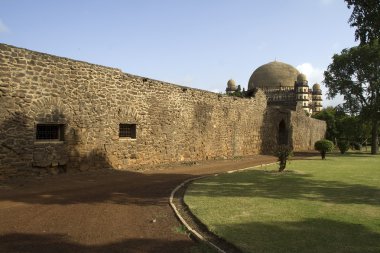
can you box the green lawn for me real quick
[184,153,380,253]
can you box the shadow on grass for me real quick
[188,170,380,206]
[0,232,197,253]
[293,152,378,160]
[214,218,380,253]
[329,152,377,158]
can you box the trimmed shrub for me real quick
[314,139,334,159]
[274,145,293,172]
[337,140,350,154]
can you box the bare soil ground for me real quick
[0,155,279,253]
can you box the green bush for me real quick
[314,139,334,159]
[273,145,293,172]
[337,140,350,154]
[350,141,362,151]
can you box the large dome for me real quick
[248,61,300,90]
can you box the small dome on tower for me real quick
[297,73,307,83]
[312,83,322,95]
[313,83,321,90]
[227,79,236,89]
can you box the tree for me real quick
[337,140,350,154]
[337,113,371,145]
[345,0,380,44]
[324,40,380,154]
[274,145,293,172]
[314,140,334,160]
[313,107,339,142]
[313,107,371,146]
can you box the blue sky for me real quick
[0,0,357,106]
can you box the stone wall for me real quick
[0,44,271,177]
[261,105,326,153]
[0,44,325,178]
[260,106,292,153]
[290,105,326,150]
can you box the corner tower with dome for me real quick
[228,61,323,114]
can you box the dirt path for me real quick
[0,155,277,253]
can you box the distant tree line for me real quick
[312,107,373,151]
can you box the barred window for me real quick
[36,124,65,141]
[119,124,136,139]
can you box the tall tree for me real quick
[324,40,380,154]
[345,0,380,44]
[313,107,339,142]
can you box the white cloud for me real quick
[0,19,9,33]
[297,62,344,107]
[296,63,324,85]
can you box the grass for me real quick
[184,152,380,253]
[172,224,188,235]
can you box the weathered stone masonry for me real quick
[0,44,326,177]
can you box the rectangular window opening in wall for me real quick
[36,124,65,141]
[119,124,137,139]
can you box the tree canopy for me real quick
[324,40,380,154]
[313,107,339,141]
[313,107,371,145]
[345,0,380,44]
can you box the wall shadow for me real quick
[0,170,193,206]
[0,111,188,207]
[213,218,380,253]
[187,170,380,206]
[0,233,196,253]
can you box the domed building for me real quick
[226,79,237,94]
[241,61,322,114]
[248,61,300,89]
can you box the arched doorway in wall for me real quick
[278,119,288,145]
